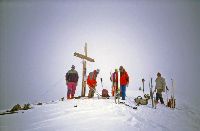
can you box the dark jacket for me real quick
[66,69,79,83]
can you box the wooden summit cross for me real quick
[74,43,95,97]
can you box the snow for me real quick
[1,90,200,131]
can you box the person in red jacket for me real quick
[87,69,100,98]
[110,69,118,96]
[119,66,129,100]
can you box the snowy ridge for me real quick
[0,94,200,131]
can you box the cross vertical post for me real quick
[82,43,87,96]
[74,43,95,97]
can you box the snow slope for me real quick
[1,91,200,131]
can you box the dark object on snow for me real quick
[74,96,82,99]
[102,89,110,97]
[167,98,176,108]
[139,87,141,90]
[37,102,42,105]
[0,111,18,115]
[0,103,32,116]
[22,104,31,110]
[120,102,137,109]
[134,96,148,106]
[74,105,77,107]
[167,79,176,109]
[61,97,64,101]
[142,78,145,93]
[74,96,89,99]
[10,104,22,112]
[166,86,169,91]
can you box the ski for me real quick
[166,86,169,107]
[149,78,155,108]
[119,102,137,109]
[74,96,82,99]
[115,91,120,104]
[114,69,120,104]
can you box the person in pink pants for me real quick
[65,65,79,99]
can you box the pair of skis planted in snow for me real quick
[149,78,156,109]
[170,79,176,108]
[167,79,176,109]
[114,71,120,104]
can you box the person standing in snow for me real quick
[65,65,79,99]
[110,69,119,96]
[119,66,129,100]
[154,72,166,104]
[87,69,100,98]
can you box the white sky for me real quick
[0,0,200,110]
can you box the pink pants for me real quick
[67,82,77,98]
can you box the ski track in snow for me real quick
[0,97,200,131]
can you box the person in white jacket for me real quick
[155,72,166,104]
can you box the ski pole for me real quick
[150,78,154,108]
[100,78,103,88]
[166,86,169,106]
[91,87,101,98]
[171,78,175,109]
[142,78,145,94]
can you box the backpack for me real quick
[134,96,148,105]
[167,98,176,108]
[144,94,150,100]
[102,89,109,97]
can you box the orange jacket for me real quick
[87,71,97,89]
[120,71,129,86]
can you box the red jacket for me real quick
[120,71,129,86]
[87,71,97,89]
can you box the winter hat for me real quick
[71,65,75,69]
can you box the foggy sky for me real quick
[0,0,200,110]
